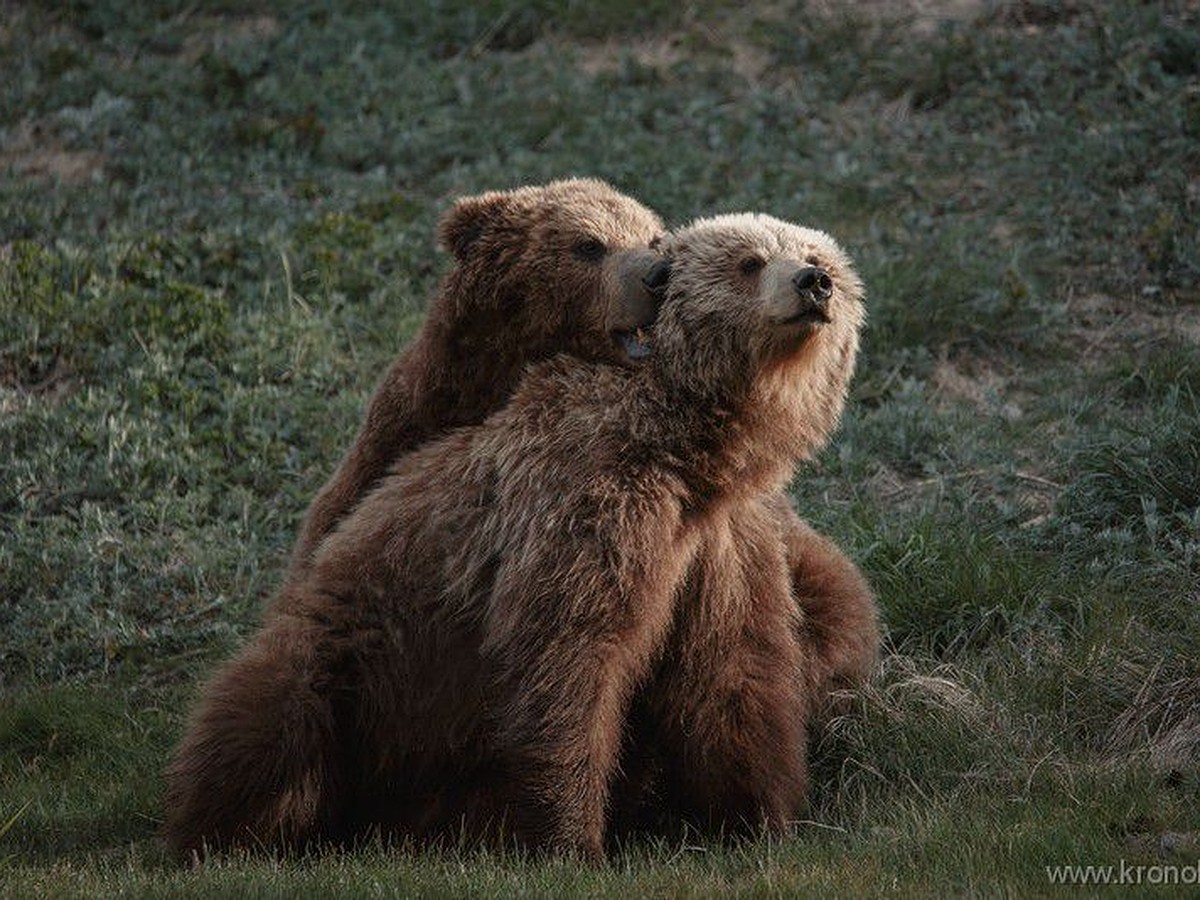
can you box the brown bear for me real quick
[287,177,668,577]
[284,176,876,720]
[162,212,868,861]
[288,178,876,700]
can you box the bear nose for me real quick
[793,267,833,304]
[641,259,672,296]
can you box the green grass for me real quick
[2,0,1198,895]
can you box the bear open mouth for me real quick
[616,326,654,360]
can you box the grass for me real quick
[1,0,1198,895]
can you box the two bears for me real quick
[164,179,879,861]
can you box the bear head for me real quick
[435,178,666,366]
[653,213,866,461]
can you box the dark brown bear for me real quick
[287,178,667,577]
[163,212,868,862]
[164,178,666,860]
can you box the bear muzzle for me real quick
[609,251,669,361]
[766,264,834,327]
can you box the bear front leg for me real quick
[770,494,880,713]
[163,614,345,861]
[482,545,682,860]
[658,601,811,835]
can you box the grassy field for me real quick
[1,0,1198,895]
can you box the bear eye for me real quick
[739,256,766,275]
[573,237,607,262]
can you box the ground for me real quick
[0,0,1198,896]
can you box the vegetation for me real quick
[1,1,1197,895]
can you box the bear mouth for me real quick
[775,308,832,327]
[615,326,654,360]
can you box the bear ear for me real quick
[437,192,512,262]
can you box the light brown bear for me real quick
[163,212,868,861]
[614,222,872,837]
[287,178,667,577]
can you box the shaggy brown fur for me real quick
[287,178,667,576]
[610,498,878,841]
[608,217,876,838]
[287,176,876,708]
[776,500,879,706]
[163,213,868,861]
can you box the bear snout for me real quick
[792,267,833,304]
[777,266,832,324]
